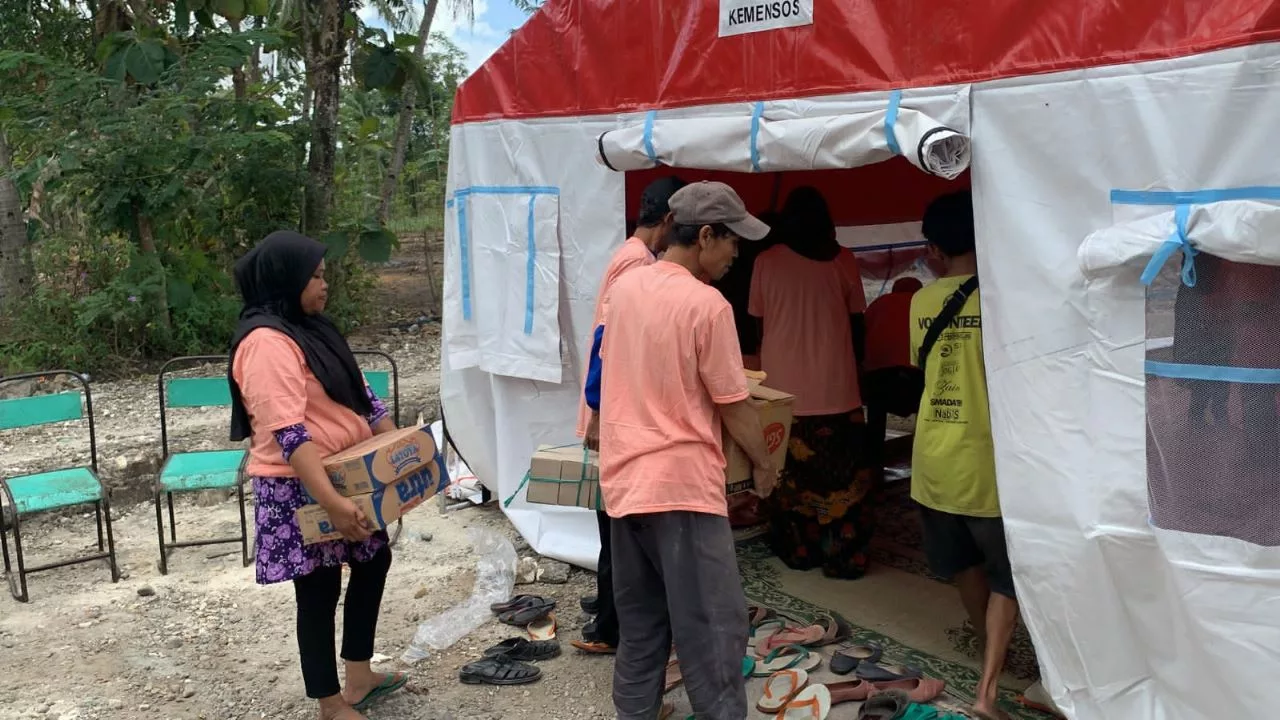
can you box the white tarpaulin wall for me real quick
[443,40,1280,719]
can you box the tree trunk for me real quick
[0,134,33,311]
[229,18,247,99]
[133,201,170,331]
[302,0,349,236]
[376,0,439,226]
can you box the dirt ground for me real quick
[0,232,636,720]
[0,493,624,720]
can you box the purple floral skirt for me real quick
[252,476,389,585]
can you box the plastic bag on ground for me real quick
[401,528,517,663]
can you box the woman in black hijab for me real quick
[229,231,405,720]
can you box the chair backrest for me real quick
[0,391,83,430]
[158,356,233,458]
[0,372,98,472]
[165,377,232,408]
[353,350,401,425]
[363,370,391,399]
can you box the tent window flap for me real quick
[444,186,564,385]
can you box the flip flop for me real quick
[758,625,825,656]
[781,684,832,719]
[742,656,756,678]
[753,644,822,677]
[757,669,810,714]
[749,618,788,651]
[489,594,549,614]
[748,604,778,627]
[570,639,617,655]
[854,661,923,683]
[664,657,683,692]
[458,655,541,686]
[481,637,562,662]
[527,613,557,640]
[872,676,946,703]
[830,643,882,675]
[498,598,555,626]
[826,678,875,705]
[857,689,909,719]
[351,671,408,711]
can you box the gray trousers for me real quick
[611,511,748,720]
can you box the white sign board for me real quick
[719,0,814,37]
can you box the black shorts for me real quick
[918,504,1015,598]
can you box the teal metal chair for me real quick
[0,371,119,602]
[156,356,249,575]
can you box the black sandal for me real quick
[490,594,553,614]
[497,598,555,626]
[580,595,600,614]
[482,637,562,662]
[459,655,543,685]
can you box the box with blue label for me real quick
[297,453,448,544]
[323,425,437,497]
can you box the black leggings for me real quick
[292,545,393,699]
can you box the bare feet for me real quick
[317,697,366,720]
[971,701,1012,720]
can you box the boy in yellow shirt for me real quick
[909,190,1013,720]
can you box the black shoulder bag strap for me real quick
[917,275,979,373]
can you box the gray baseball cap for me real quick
[668,181,770,241]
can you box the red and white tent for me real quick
[440,2,1280,717]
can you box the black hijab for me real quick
[780,186,841,262]
[227,231,372,441]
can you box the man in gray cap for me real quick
[584,181,778,720]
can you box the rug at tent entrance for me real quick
[869,481,1040,681]
[737,538,1044,719]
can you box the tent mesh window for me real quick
[1145,254,1280,546]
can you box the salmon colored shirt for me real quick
[233,328,373,477]
[576,236,656,437]
[749,245,865,416]
[598,262,750,518]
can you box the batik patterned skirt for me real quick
[252,475,389,585]
[765,412,879,580]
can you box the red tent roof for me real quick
[454,0,1280,124]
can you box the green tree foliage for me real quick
[0,1,463,375]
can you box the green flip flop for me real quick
[352,671,409,711]
[742,656,757,678]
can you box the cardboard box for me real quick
[297,454,447,544]
[723,384,796,492]
[525,445,602,510]
[323,425,437,497]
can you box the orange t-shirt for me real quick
[749,245,865,416]
[863,291,914,371]
[233,328,373,477]
[576,236,656,437]
[598,262,750,518]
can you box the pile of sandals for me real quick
[745,605,957,720]
[458,595,560,686]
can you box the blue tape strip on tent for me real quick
[524,196,537,334]
[1146,361,1280,384]
[643,110,658,164]
[885,90,903,156]
[749,102,764,172]
[1111,186,1280,206]
[449,186,561,327]
[1139,204,1196,287]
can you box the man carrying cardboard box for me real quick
[587,181,778,720]
[575,176,686,654]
